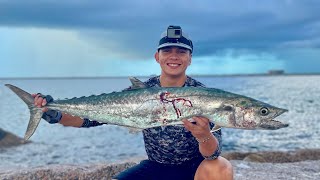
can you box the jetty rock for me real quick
[0,160,319,180]
[0,128,29,148]
[1,150,320,180]
[0,149,320,180]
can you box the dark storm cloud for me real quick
[1,0,320,57]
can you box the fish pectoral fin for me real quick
[210,125,221,132]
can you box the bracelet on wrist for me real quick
[196,136,211,143]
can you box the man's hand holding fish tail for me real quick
[32,93,102,128]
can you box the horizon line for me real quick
[1,72,320,80]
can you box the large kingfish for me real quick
[5,77,288,140]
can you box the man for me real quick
[34,25,233,180]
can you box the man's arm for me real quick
[59,113,84,127]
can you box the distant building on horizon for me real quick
[268,70,285,75]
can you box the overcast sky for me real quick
[0,0,319,78]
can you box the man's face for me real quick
[155,46,192,77]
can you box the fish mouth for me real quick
[259,108,289,130]
[272,108,288,119]
[259,119,289,130]
[278,108,289,115]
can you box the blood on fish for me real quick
[159,92,193,118]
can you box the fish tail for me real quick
[5,84,43,140]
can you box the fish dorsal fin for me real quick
[129,77,146,89]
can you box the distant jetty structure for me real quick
[268,70,285,75]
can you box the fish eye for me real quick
[260,107,269,116]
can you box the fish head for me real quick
[255,105,289,130]
[230,98,289,130]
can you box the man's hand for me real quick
[32,93,83,127]
[32,93,50,112]
[183,116,219,158]
[182,116,212,141]
[32,93,62,124]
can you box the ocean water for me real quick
[0,75,319,168]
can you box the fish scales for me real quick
[48,87,213,128]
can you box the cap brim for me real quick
[158,43,192,51]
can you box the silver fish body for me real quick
[5,78,288,140]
